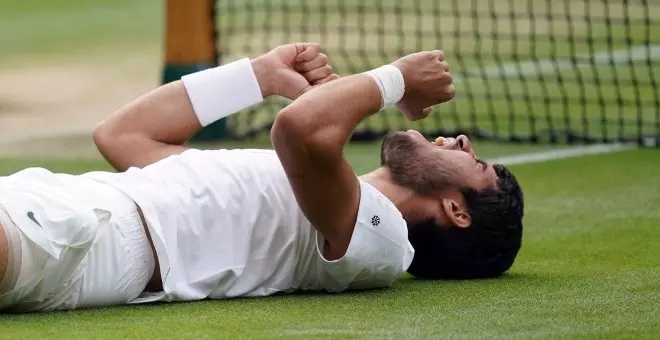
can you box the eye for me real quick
[476,158,488,171]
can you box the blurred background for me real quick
[1,0,658,159]
[0,0,163,157]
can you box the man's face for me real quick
[379,130,498,195]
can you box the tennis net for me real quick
[215,0,660,146]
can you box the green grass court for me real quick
[1,145,659,339]
[1,0,659,338]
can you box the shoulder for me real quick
[315,179,415,292]
[354,179,410,244]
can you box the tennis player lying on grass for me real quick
[0,43,524,313]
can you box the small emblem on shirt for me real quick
[371,215,381,226]
[27,211,43,229]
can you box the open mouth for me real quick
[433,136,455,147]
[433,136,465,149]
[406,130,467,150]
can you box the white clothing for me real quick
[85,148,415,303]
[0,168,155,312]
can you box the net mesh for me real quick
[215,0,660,146]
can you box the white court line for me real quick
[453,44,660,81]
[451,44,657,165]
[489,142,639,166]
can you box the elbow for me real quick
[93,118,128,154]
[271,108,307,143]
[92,119,115,154]
[272,108,319,148]
[271,107,340,161]
[92,117,138,160]
[93,118,148,172]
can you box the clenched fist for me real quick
[392,50,455,121]
[252,43,340,100]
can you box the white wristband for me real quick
[181,58,264,127]
[363,65,405,111]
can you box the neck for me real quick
[360,167,425,227]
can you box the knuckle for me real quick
[447,85,456,98]
[440,61,450,71]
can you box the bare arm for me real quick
[93,80,202,171]
[271,51,454,259]
[271,76,382,259]
[94,43,336,172]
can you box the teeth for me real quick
[433,137,458,146]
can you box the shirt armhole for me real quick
[313,179,415,292]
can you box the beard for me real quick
[379,131,460,195]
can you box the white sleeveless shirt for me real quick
[85,148,415,303]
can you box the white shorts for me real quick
[0,168,155,312]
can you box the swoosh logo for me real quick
[27,211,43,229]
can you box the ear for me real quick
[441,198,471,228]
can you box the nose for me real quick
[456,135,476,157]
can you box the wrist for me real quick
[363,65,406,111]
[251,57,274,98]
[181,58,264,127]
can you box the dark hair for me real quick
[406,164,524,279]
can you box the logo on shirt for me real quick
[371,215,381,226]
[27,211,43,229]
